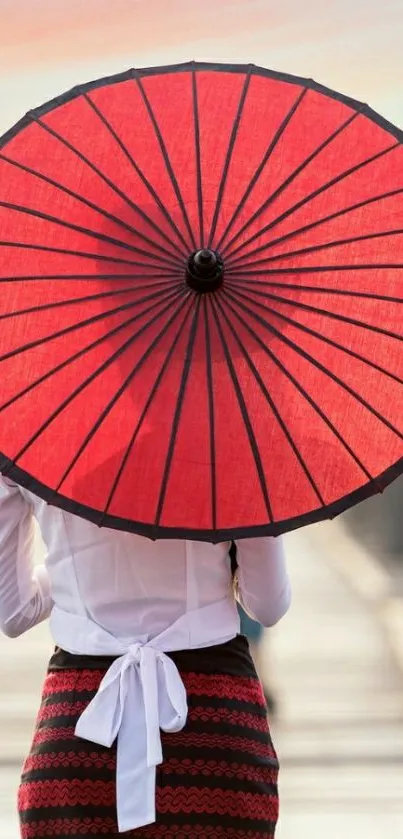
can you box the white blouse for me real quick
[0,474,291,831]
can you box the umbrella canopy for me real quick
[0,61,403,541]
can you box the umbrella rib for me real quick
[83,93,190,257]
[0,284,182,364]
[226,227,403,271]
[225,187,403,267]
[224,281,403,342]
[222,291,377,483]
[12,290,189,464]
[203,296,217,530]
[209,296,273,522]
[225,287,403,448]
[226,277,403,305]
[0,152,183,263]
[154,296,202,527]
[191,67,204,248]
[54,295,193,505]
[226,281,403,385]
[226,263,403,276]
[29,114,186,256]
[221,110,359,257]
[0,201,179,269]
[214,294,326,506]
[224,142,399,262]
[207,66,252,249]
[215,87,307,252]
[0,279,179,322]
[0,289,184,415]
[0,238,181,271]
[132,71,197,251]
[0,272,180,284]
[100,299,195,523]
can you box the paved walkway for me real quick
[0,620,52,837]
[1,524,403,837]
[271,525,403,838]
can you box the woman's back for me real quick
[0,474,290,837]
[0,477,291,641]
[30,492,234,638]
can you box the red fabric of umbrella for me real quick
[0,62,403,540]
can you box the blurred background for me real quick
[1,2,403,837]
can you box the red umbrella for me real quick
[0,61,403,540]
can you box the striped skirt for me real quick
[18,637,279,838]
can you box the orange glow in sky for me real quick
[0,0,402,132]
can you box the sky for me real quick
[0,0,402,134]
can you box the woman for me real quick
[0,473,291,838]
[237,607,278,715]
[231,545,279,715]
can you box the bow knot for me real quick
[74,641,188,832]
[127,641,142,664]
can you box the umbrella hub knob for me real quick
[186,249,224,292]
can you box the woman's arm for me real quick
[0,475,52,637]
[234,536,291,627]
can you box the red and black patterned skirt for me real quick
[18,637,279,838]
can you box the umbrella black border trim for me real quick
[1,451,402,543]
[1,60,403,541]
[1,61,402,150]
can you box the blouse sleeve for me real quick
[234,536,291,627]
[0,475,53,637]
